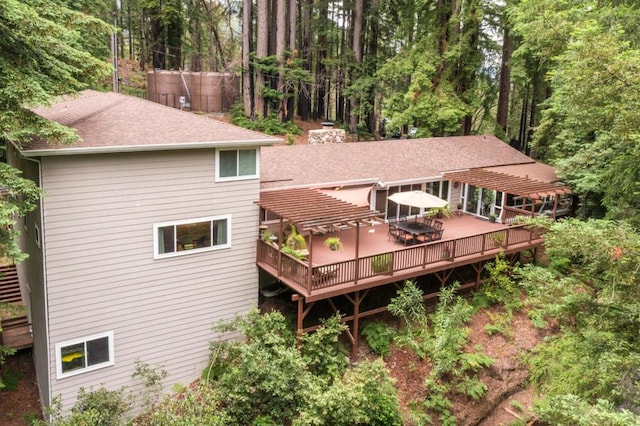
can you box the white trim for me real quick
[55,331,115,379]
[15,139,282,157]
[215,148,259,182]
[153,214,232,259]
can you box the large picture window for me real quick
[154,215,231,258]
[56,331,114,379]
[216,148,258,181]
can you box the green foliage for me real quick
[0,0,112,146]
[535,394,640,426]
[294,359,403,426]
[323,236,343,251]
[285,225,306,250]
[131,360,168,412]
[41,387,130,426]
[150,309,402,424]
[421,283,494,422]
[388,280,426,329]
[0,368,23,391]
[371,253,392,274]
[230,102,301,136]
[473,253,522,313]
[0,163,43,262]
[512,1,640,224]
[362,321,395,357]
[300,315,348,379]
[518,219,640,417]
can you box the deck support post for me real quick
[352,290,361,361]
[293,294,304,347]
[354,221,361,284]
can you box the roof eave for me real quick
[17,138,283,157]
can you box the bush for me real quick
[230,102,301,136]
[362,321,395,357]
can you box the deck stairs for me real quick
[0,264,33,350]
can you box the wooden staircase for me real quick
[0,264,33,350]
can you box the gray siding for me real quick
[40,149,260,410]
[7,145,50,408]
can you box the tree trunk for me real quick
[256,0,268,118]
[496,26,512,133]
[242,0,254,117]
[297,0,311,120]
[276,0,286,120]
[349,0,363,133]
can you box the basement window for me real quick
[56,331,114,379]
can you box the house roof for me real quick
[258,188,383,232]
[260,135,534,190]
[19,90,282,156]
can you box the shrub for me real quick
[362,321,395,357]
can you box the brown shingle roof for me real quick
[260,135,534,189]
[20,90,282,156]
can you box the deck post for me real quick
[293,294,304,348]
[354,221,361,284]
[307,231,314,291]
[351,290,361,361]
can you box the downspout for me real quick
[21,155,52,415]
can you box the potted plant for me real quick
[323,236,343,251]
[488,213,497,223]
[426,205,454,219]
[285,225,307,250]
[371,254,392,274]
[260,229,277,242]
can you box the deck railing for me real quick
[257,224,540,295]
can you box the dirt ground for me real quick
[0,349,43,425]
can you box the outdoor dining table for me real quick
[394,220,439,245]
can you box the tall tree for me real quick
[511,0,640,224]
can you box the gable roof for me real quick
[19,90,282,156]
[260,135,534,190]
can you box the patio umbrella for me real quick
[388,190,448,209]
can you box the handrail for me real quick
[257,224,541,294]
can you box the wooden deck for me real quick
[257,214,543,302]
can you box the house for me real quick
[256,136,571,357]
[6,90,281,413]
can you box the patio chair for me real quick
[433,220,444,230]
[396,230,415,246]
[387,223,401,241]
[429,229,444,241]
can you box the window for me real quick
[216,148,258,181]
[56,331,114,379]
[154,215,231,258]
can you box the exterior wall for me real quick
[39,149,260,410]
[7,145,50,408]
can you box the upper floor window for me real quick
[154,215,231,258]
[56,331,114,379]
[216,148,258,181]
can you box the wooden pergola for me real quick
[444,168,571,200]
[444,168,572,218]
[258,187,383,234]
